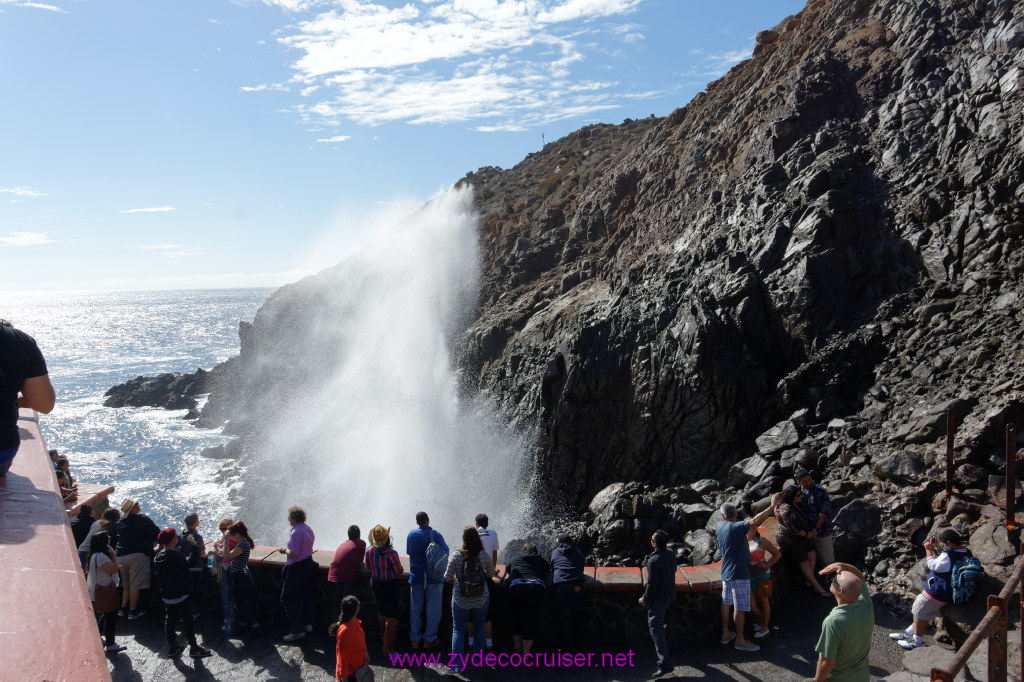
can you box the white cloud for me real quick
[129,243,203,258]
[241,83,290,92]
[274,0,647,130]
[0,186,46,197]
[316,134,351,142]
[16,2,66,12]
[0,231,57,247]
[208,18,222,24]
[120,206,178,214]
[134,243,187,251]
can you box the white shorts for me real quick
[722,578,751,612]
[911,593,944,621]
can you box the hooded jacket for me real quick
[551,541,585,584]
[154,547,191,602]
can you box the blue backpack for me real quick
[950,552,984,604]
[424,531,448,583]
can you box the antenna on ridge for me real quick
[542,133,545,147]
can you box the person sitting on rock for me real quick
[795,468,834,567]
[890,529,972,650]
[776,485,829,597]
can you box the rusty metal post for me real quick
[1020,546,1024,682]
[946,408,955,500]
[1009,423,1018,527]
[988,595,1008,682]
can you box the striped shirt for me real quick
[365,545,403,581]
[229,539,251,573]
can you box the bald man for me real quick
[806,562,873,682]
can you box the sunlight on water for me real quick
[2,289,268,538]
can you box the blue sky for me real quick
[1,0,805,292]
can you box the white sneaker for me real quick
[899,638,925,650]
[889,631,913,641]
[754,629,769,638]
[283,631,306,643]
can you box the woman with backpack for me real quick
[444,526,498,661]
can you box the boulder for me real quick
[755,421,800,457]
[832,499,882,562]
[969,518,1018,566]
[727,455,772,487]
[684,529,719,566]
[589,482,626,516]
[873,452,928,485]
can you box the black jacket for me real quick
[642,548,677,603]
[69,509,94,548]
[154,548,191,601]
[116,514,160,556]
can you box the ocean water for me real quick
[3,288,270,539]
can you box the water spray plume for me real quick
[236,186,534,547]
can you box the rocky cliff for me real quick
[111,0,1024,589]
[454,0,1024,512]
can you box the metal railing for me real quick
[932,416,1021,682]
[930,548,1023,682]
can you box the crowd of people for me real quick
[56,462,982,682]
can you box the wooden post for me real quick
[946,408,955,500]
[1008,423,1018,527]
[988,595,1008,682]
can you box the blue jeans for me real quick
[217,563,233,625]
[451,597,488,662]
[647,595,673,669]
[409,582,443,643]
[0,445,18,475]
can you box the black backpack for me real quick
[459,552,487,598]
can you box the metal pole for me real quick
[988,595,1008,682]
[1008,423,1017,528]
[1020,546,1024,682]
[946,408,955,500]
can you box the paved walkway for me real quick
[105,586,918,681]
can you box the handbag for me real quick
[90,553,120,613]
[354,664,375,682]
[94,582,119,613]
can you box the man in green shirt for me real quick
[807,562,873,682]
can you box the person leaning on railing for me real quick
[1,319,55,477]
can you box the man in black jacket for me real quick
[115,497,161,619]
[154,528,212,659]
[638,530,676,678]
[551,533,589,650]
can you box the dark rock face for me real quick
[103,370,209,414]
